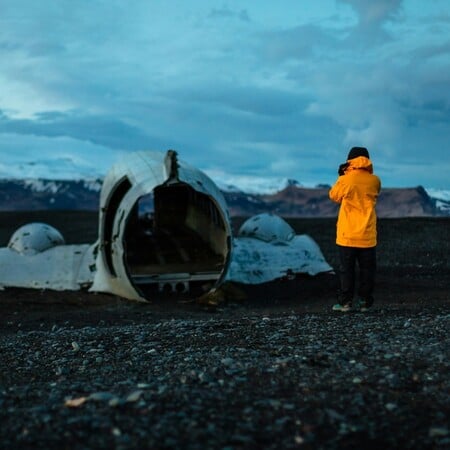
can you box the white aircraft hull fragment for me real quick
[0,244,95,291]
[226,235,333,284]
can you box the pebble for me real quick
[125,390,143,403]
[429,427,449,437]
[88,392,116,402]
[71,341,80,352]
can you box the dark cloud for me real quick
[411,41,450,62]
[0,110,163,150]
[339,0,403,27]
[259,24,339,62]
[0,40,22,52]
[171,84,308,117]
[208,8,250,22]
[336,0,403,45]
[28,41,66,57]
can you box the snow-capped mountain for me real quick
[0,176,448,217]
[0,179,102,211]
[425,188,450,214]
[0,152,448,215]
[211,175,304,195]
[0,156,110,181]
[1,155,448,213]
[22,178,102,194]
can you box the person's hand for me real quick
[338,162,349,176]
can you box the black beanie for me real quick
[347,146,369,160]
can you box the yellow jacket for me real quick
[329,156,381,248]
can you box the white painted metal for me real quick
[8,223,65,255]
[227,235,333,284]
[238,213,295,243]
[0,244,95,290]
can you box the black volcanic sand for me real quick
[0,212,449,449]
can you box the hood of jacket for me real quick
[346,156,373,174]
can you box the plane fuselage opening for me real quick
[124,182,229,298]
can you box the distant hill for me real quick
[0,179,102,211]
[223,185,445,217]
[0,178,448,217]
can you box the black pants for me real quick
[338,245,376,305]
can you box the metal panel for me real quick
[226,235,333,284]
[0,244,95,291]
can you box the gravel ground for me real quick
[1,302,449,449]
[0,216,449,449]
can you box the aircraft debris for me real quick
[0,150,332,302]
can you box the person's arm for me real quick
[329,177,345,204]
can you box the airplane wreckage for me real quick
[0,150,333,302]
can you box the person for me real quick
[329,146,381,312]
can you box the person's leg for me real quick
[356,246,376,308]
[337,245,356,305]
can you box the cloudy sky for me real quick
[0,0,449,188]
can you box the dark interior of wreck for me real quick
[123,183,230,297]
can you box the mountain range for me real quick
[0,178,449,217]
